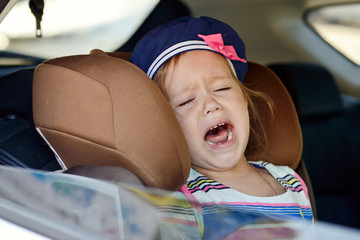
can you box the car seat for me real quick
[269,63,360,228]
[31,49,316,214]
[32,49,190,191]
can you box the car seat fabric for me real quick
[269,63,360,228]
[244,62,302,170]
[32,49,191,191]
[65,165,145,187]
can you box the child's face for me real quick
[162,50,250,172]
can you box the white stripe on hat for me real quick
[148,40,208,78]
[147,40,237,79]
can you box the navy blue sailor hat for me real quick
[130,16,248,82]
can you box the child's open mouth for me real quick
[204,123,233,146]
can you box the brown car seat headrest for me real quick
[244,62,302,170]
[32,49,190,190]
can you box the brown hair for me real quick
[153,53,274,162]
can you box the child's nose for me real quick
[203,97,222,115]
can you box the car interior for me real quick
[30,47,317,210]
[1,0,360,233]
[269,62,360,227]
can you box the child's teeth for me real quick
[227,129,233,141]
[210,123,225,131]
[206,129,232,146]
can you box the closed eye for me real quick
[215,87,231,92]
[178,98,194,107]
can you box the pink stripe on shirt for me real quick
[200,201,311,208]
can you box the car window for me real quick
[306,3,360,66]
[0,0,159,59]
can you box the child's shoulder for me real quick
[249,161,295,177]
[251,161,310,198]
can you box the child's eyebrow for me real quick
[174,81,198,94]
[167,82,196,102]
[209,74,236,84]
[208,67,234,79]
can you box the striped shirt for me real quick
[180,161,314,238]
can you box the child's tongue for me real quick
[205,125,229,144]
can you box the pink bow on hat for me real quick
[198,33,247,63]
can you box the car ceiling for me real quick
[2,0,360,98]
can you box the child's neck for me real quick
[192,156,250,182]
[193,159,286,197]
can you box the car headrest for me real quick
[244,62,302,170]
[32,49,191,190]
[268,63,343,120]
[33,49,302,190]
